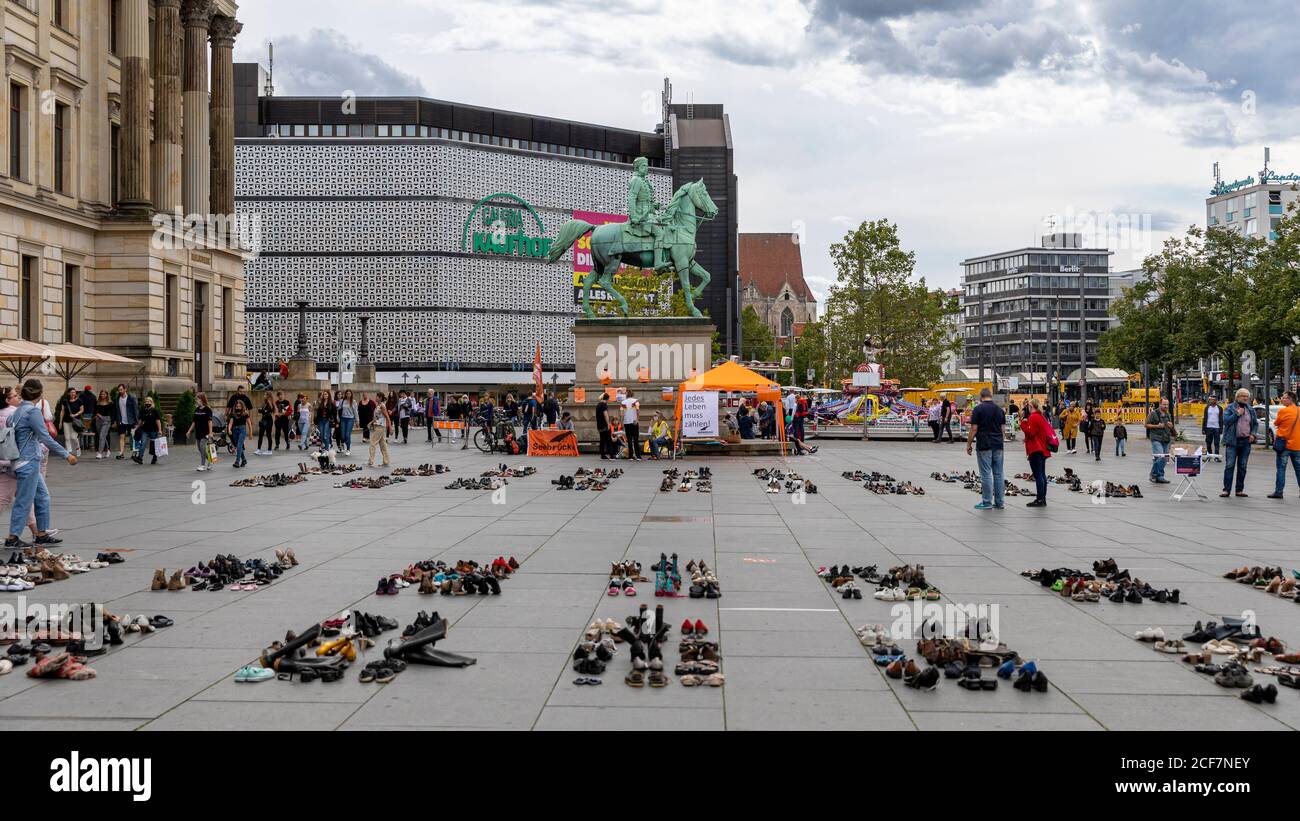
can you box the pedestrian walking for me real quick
[93,389,113,459]
[188,393,215,471]
[368,400,392,466]
[4,379,76,549]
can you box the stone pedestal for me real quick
[569,317,714,445]
[286,357,319,382]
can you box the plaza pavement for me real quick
[2,435,1298,731]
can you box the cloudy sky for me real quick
[235,0,1300,299]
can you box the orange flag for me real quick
[533,343,543,402]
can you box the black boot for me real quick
[260,622,321,670]
[384,618,476,667]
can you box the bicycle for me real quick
[473,410,517,454]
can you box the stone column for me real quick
[151,0,183,215]
[286,301,318,381]
[181,0,213,219]
[209,15,241,225]
[358,316,371,363]
[117,0,152,214]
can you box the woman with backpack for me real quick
[1019,398,1055,507]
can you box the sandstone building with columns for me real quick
[1,0,247,397]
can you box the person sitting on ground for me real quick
[252,370,272,390]
[558,412,574,431]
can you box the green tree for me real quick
[1241,203,1300,369]
[740,306,774,362]
[173,389,196,443]
[824,219,958,387]
[793,319,827,386]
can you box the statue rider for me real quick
[627,156,669,272]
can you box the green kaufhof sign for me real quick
[461,193,553,259]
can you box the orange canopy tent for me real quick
[673,361,787,457]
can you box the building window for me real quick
[278,124,291,136]
[307,124,319,136]
[780,308,794,338]
[20,255,37,341]
[221,286,233,355]
[9,84,25,181]
[292,124,305,136]
[165,274,177,349]
[109,122,120,205]
[54,0,68,29]
[109,0,120,55]
[64,265,80,343]
[54,102,69,194]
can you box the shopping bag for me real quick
[207,442,218,463]
[154,436,169,458]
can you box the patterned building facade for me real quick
[236,101,673,384]
[739,232,817,344]
[1,0,248,394]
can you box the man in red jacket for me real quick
[1019,398,1053,507]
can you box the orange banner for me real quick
[527,429,579,456]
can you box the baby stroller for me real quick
[207,410,235,454]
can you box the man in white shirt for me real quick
[622,390,641,461]
[1202,395,1223,462]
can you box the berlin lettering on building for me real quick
[460,193,554,259]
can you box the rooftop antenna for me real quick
[1213,161,1221,185]
[264,41,275,97]
[1262,146,1271,180]
[686,91,694,120]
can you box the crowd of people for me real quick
[960,387,1300,509]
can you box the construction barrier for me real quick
[429,418,470,449]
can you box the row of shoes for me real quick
[623,604,671,688]
[551,474,611,491]
[763,477,816,494]
[685,558,721,599]
[1133,628,1187,654]
[1223,566,1300,601]
[393,464,450,476]
[482,464,536,478]
[229,473,305,488]
[338,476,407,489]
[405,570,502,596]
[929,471,970,483]
[1091,482,1144,498]
[607,578,639,596]
[575,467,622,478]
[844,470,895,482]
[446,476,506,490]
[297,462,363,476]
[757,467,802,481]
[866,480,925,495]
[660,472,714,492]
[609,560,648,582]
